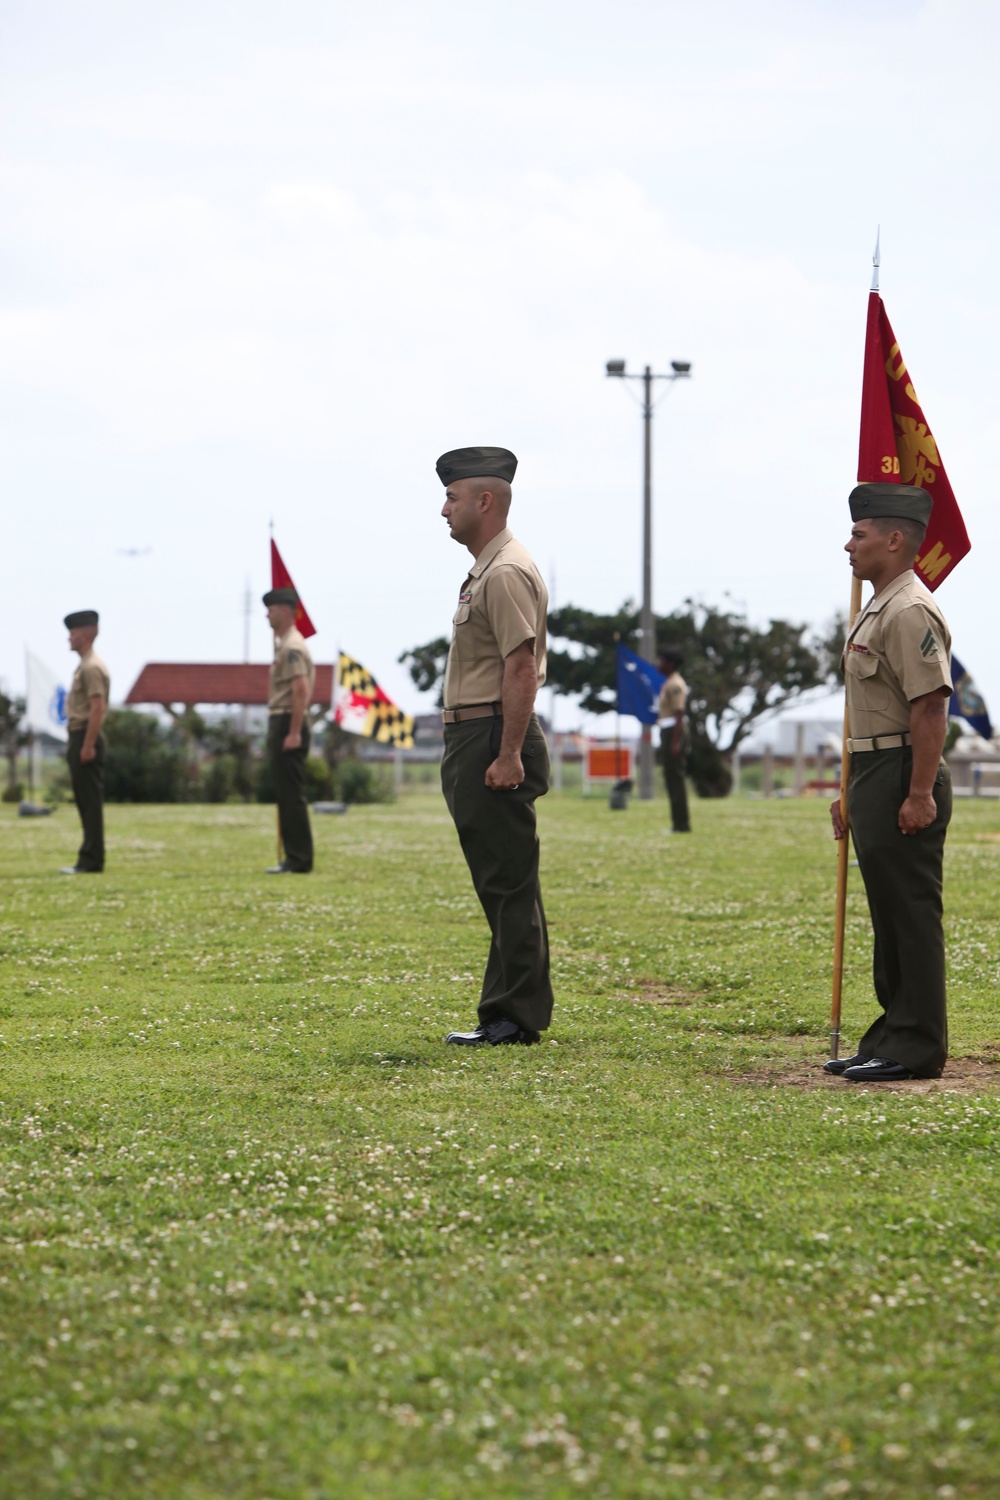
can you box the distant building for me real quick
[126,663,335,716]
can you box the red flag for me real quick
[270,537,317,638]
[857,291,970,590]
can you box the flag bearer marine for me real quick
[435,445,554,1047]
[828,483,953,1082]
[264,586,316,874]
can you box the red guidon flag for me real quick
[857,291,970,590]
[270,537,317,638]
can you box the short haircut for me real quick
[870,514,927,552]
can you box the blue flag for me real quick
[615,644,664,725]
[950,655,992,740]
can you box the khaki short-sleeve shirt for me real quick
[443,529,548,708]
[66,650,110,730]
[842,570,951,740]
[658,671,688,723]
[269,627,315,713]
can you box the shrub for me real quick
[103,710,186,803]
[201,755,243,804]
[2,783,24,804]
[305,756,335,802]
[44,770,73,806]
[336,759,393,805]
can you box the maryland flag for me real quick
[334,652,415,748]
[270,537,317,638]
[858,291,970,590]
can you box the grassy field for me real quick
[2,788,999,1499]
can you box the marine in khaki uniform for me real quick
[657,646,691,833]
[435,445,553,1047]
[61,609,110,874]
[263,586,316,873]
[827,483,953,1082]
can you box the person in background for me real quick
[657,646,691,833]
[263,586,315,874]
[61,609,109,874]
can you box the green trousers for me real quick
[67,730,105,872]
[441,713,553,1034]
[660,737,691,832]
[848,747,951,1077]
[268,715,313,872]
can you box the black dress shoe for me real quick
[823,1052,869,1076]
[844,1056,912,1082]
[446,1018,541,1047]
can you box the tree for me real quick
[400,599,840,797]
[0,688,28,800]
[103,710,187,802]
[398,637,450,707]
[201,719,255,802]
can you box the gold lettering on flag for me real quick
[916,542,952,583]
[858,292,970,591]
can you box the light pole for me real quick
[605,357,692,800]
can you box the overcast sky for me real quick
[3,0,998,727]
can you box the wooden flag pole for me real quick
[829,574,863,1059]
[830,232,882,1059]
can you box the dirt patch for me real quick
[731,1052,1000,1094]
[631,982,707,1007]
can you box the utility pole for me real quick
[606,356,692,799]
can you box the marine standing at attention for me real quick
[435,446,553,1047]
[263,586,316,874]
[61,610,110,875]
[828,483,953,1082]
[657,646,691,834]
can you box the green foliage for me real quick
[336,757,393,804]
[398,635,450,707]
[103,709,187,803]
[548,599,835,798]
[256,754,340,804]
[0,686,28,794]
[3,794,1000,1497]
[1,782,24,803]
[402,602,839,799]
[201,720,255,801]
[545,600,641,711]
[306,755,335,802]
[43,768,73,805]
[200,754,246,803]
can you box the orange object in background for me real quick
[586,744,633,782]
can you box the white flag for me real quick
[25,650,68,742]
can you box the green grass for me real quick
[2,790,999,1499]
